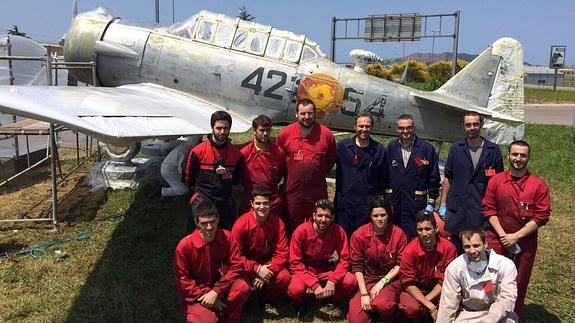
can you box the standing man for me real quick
[441,112,504,251]
[335,112,386,237]
[231,188,291,306]
[182,111,243,231]
[288,199,357,318]
[276,99,337,234]
[438,226,518,322]
[239,114,285,217]
[174,198,251,323]
[398,210,457,322]
[482,140,551,317]
[384,114,441,238]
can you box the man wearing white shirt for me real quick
[437,226,517,322]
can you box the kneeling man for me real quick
[232,188,291,304]
[174,198,250,323]
[288,199,357,317]
[399,210,457,321]
[438,226,518,322]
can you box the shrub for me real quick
[390,60,430,82]
[366,63,392,80]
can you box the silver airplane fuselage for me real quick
[64,9,522,144]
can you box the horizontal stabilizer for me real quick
[411,91,523,125]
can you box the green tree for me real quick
[7,25,27,38]
[238,6,255,21]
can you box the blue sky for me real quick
[1,0,572,66]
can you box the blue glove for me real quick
[439,204,447,219]
[425,204,434,213]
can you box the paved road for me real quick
[524,104,575,126]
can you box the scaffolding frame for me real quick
[0,41,98,230]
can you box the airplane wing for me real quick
[411,91,523,125]
[0,83,252,144]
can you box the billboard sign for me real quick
[549,45,566,69]
[364,14,422,42]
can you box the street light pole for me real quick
[431,29,439,60]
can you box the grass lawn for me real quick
[0,124,574,322]
[525,87,575,104]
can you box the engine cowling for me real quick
[64,9,118,84]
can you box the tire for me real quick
[99,142,141,162]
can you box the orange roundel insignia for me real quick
[297,73,344,118]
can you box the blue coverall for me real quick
[384,136,440,238]
[335,137,386,236]
[443,137,504,250]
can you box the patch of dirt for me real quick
[0,151,102,226]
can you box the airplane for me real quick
[0,8,525,195]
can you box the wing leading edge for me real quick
[0,83,252,144]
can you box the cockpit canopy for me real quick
[158,10,325,64]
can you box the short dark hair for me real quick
[397,114,415,126]
[459,226,486,244]
[355,112,374,127]
[415,209,436,227]
[192,197,219,224]
[252,114,272,129]
[369,197,392,217]
[211,110,232,128]
[250,187,272,201]
[314,198,334,214]
[462,111,484,126]
[296,98,316,113]
[508,140,531,155]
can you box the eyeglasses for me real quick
[396,126,414,131]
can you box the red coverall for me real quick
[288,220,357,304]
[182,138,243,231]
[398,236,457,322]
[238,140,285,217]
[482,170,551,317]
[276,122,337,234]
[347,223,408,323]
[231,210,291,300]
[174,229,250,323]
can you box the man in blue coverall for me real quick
[440,111,504,253]
[335,112,386,236]
[383,114,440,238]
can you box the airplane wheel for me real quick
[100,142,141,162]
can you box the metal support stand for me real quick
[0,48,97,228]
[49,123,58,231]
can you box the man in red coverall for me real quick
[173,197,250,323]
[482,140,551,318]
[288,199,357,319]
[276,99,337,234]
[231,188,290,307]
[182,110,243,231]
[398,210,457,322]
[239,114,285,217]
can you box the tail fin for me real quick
[436,38,524,144]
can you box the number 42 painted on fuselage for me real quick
[240,67,386,120]
[240,67,287,100]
